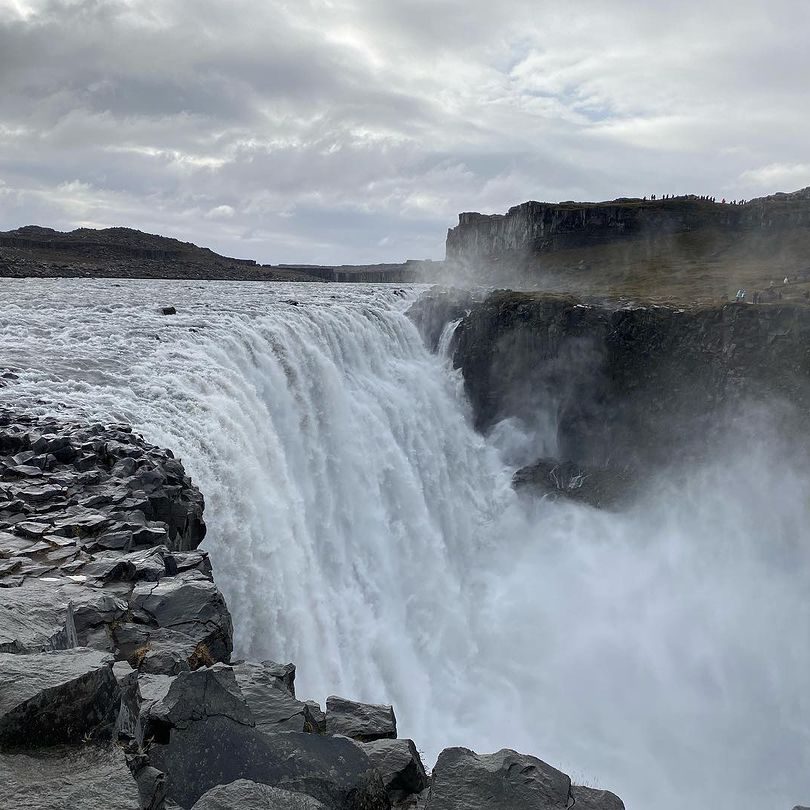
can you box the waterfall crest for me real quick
[0,278,808,810]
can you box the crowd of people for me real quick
[642,194,748,204]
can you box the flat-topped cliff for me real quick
[0,226,429,283]
[444,190,810,303]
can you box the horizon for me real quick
[1,1,809,264]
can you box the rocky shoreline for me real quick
[0,408,625,809]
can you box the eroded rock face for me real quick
[449,291,810,477]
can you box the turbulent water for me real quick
[1,278,808,809]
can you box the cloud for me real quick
[0,0,807,263]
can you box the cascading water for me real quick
[0,278,808,810]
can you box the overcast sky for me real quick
[0,0,808,264]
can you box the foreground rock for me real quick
[424,747,623,810]
[326,695,397,741]
[0,648,119,748]
[0,744,141,809]
[191,780,328,809]
[359,739,428,805]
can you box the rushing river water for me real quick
[0,278,808,809]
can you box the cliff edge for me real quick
[445,189,810,303]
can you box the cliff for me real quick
[411,288,810,501]
[444,190,810,303]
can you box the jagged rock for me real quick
[424,747,571,810]
[233,661,324,734]
[114,623,208,674]
[149,718,389,809]
[191,779,328,809]
[570,785,626,809]
[0,579,79,653]
[359,739,428,804]
[149,664,253,730]
[0,648,119,748]
[326,695,397,741]
[130,572,233,664]
[0,744,141,809]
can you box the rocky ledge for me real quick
[0,409,624,809]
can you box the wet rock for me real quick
[512,459,633,509]
[161,306,177,315]
[0,744,141,809]
[234,661,324,734]
[191,779,328,809]
[0,648,119,748]
[424,747,571,810]
[130,572,233,664]
[326,695,397,742]
[359,738,428,804]
[149,717,389,809]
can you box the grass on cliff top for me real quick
[508,226,810,307]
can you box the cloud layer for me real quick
[1,0,808,263]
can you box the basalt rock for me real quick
[0,744,142,809]
[0,648,119,748]
[449,290,810,479]
[422,747,625,810]
[326,695,397,742]
[233,660,325,734]
[191,780,329,810]
[359,738,429,805]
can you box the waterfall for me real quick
[0,278,808,810]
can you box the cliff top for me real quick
[445,187,810,305]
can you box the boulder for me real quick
[570,785,626,809]
[424,747,570,810]
[0,648,119,748]
[233,660,324,734]
[148,717,389,809]
[191,779,328,809]
[326,695,397,741]
[0,744,141,809]
[360,738,428,804]
[130,571,233,664]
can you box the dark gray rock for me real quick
[149,716,389,809]
[233,660,324,734]
[326,695,397,742]
[0,648,119,748]
[130,572,233,664]
[360,739,428,804]
[570,785,626,809]
[149,664,254,730]
[424,747,570,810]
[191,779,328,809]
[0,744,141,809]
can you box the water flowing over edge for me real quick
[0,277,808,810]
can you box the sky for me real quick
[0,0,808,265]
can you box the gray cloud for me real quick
[0,0,808,263]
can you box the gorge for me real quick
[0,277,808,809]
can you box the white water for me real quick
[0,278,808,809]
